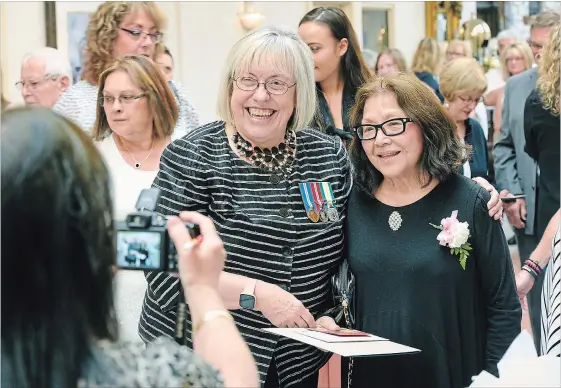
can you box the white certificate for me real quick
[263,328,420,357]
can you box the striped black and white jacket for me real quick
[139,121,352,387]
[541,226,560,357]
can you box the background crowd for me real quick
[1,2,559,388]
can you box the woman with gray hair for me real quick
[140,25,351,388]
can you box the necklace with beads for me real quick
[232,130,296,179]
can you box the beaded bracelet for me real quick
[525,259,542,275]
[522,265,538,280]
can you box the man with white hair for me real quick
[16,47,72,108]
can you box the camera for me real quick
[115,188,200,272]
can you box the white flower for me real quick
[449,221,470,248]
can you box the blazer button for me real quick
[281,246,292,257]
[279,207,290,218]
[270,174,281,184]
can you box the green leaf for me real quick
[429,223,443,230]
[459,255,467,270]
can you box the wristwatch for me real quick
[239,279,257,310]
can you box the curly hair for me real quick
[82,2,167,85]
[537,24,560,116]
[348,73,469,192]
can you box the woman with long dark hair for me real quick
[298,7,372,143]
[0,107,258,387]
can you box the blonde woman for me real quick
[411,37,444,102]
[375,48,409,76]
[445,40,472,63]
[492,42,534,134]
[440,57,489,179]
[522,24,559,239]
[92,54,180,344]
[53,1,199,135]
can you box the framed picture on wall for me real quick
[44,1,101,83]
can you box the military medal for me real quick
[299,183,319,223]
[321,182,340,222]
[311,182,328,223]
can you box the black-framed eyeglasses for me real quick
[15,74,59,90]
[120,27,163,44]
[354,117,413,140]
[99,93,146,107]
[233,77,296,95]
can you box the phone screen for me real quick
[116,230,162,270]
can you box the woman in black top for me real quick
[524,24,560,238]
[440,57,490,180]
[298,7,372,144]
[345,73,520,388]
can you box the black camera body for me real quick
[115,188,200,272]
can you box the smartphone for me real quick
[308,328,371,337]
[500,195,526,203]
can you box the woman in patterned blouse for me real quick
[53,1,199,135]
[1,107,258,387]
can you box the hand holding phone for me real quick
[500,194,526,203]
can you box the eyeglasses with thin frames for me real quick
[99,93,146,107]
[354,118,413,140]
[458,96,483,105]
[120,27,163,44]
[15,74,59,90]
[233,77,296,95]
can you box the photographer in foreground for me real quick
[1,107,258,388]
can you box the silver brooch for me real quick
[388,211,403,231]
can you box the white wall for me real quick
[1,1,425,121]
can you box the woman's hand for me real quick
[167,211,226,291]
[316,316,340,330]
[472,177,503,221]
[515,270,535,310]
[255,281,317,328]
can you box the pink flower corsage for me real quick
[430,210,472,270]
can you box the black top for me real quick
[524,89,560,237]
[139,121,353,386]
[312,83,356,145]
[346,174,521,388]
[415,71,444,103]
[460,118,489,180]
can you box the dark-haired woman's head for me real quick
[298,7,372,89]
[1,107,117,387]
[349,73,468,192]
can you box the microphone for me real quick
[326,126,353,141]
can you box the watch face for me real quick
[239,294,256,309]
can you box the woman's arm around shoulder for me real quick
[471,186,521,376]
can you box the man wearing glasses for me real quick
[493,10,560,353]
[16,47,72,108]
